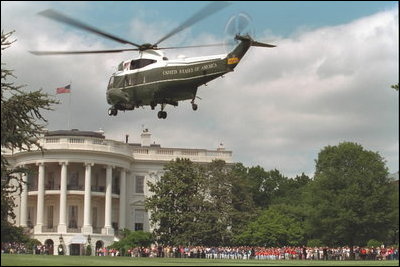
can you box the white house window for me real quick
[68,205,78,228]
[113,174,120,194]
[47,206,54,228]
[92,207,97,228]
[134,209,145,231]
[46,172,55,190]
[135,176,144,193]
[68,171,80,190]
[27,206,34,228]
[28,173,37,191]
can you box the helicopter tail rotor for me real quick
[224,12,276,53]
[223,12,254,53]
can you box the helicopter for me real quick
[30,2,275,119]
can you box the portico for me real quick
[19,161,130,236]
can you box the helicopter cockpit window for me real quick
[130,59,156,70]
[118,62,124,71]
[107,76,114,90]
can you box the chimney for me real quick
[141,128,151,146]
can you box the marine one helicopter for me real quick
[31,2,275,119]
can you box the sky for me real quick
[1,1,398,177]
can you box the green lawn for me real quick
[1,254,399,266]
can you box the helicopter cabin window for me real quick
[130,59,156,70]
[124,75,138,87]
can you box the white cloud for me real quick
[1,4,398,177]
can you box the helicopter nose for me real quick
[107,88,129,104]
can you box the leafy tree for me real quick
[187,160,234,246]
[234,206,304,247]
[305,142,395,249]
[271,173,311,205]
[145,158,205,246]
[228,163,258,240]
[1,30,58,242]
[391,83,399,91]
[247,167,287,208]
[146,159,256,246]
[385,175,399,246]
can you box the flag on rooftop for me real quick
[56,84,71,94]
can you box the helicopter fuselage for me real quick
[106,37,251,118]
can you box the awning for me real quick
[70,234,87,244]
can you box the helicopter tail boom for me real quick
[235,34,276,48]
[226,35,275,69]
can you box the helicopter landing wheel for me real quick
[157,111,167,119]
[108,108,118,116]
[192,103,198,111]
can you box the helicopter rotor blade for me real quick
[29,48,139,56]
[158,43,225,50]
[153,1,231,46]
[38,9,141,48]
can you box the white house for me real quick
[4,128,232,255]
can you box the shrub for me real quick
[86,245,92,256]
[367,239,382,248]
[307,239,324,247]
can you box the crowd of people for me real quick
[1,242,29,254]
[100,245,399,261]
[1,242,52,255]
[3,242,399,261]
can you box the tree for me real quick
[271,173,311,205]
[145,158,205,246]
[234,206,304,247]
[187,160,234,246]
[391,83,399,91]
[305,142,396,249]
[228,163,258,241]
[1,30,58,241]
[145,159,256,246]
[246,167,287,208]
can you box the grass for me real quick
[1,254,399,266]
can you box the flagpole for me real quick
[68,81,72,130]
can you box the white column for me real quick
[82,163,93,234]
[20,171,28,227]
[58,162,68,233]
[34,162,45,233]
[102,165,114,235]
[118,169,127,230]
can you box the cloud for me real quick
[1,3,398,177]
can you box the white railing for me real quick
[133,147,232,163]
[3,136,233,163]
[38,136,133,157]
[2,136,132,157]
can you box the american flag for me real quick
[56,84,71,94]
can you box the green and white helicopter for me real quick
[31,2,275,119]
